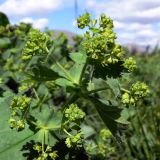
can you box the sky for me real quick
[0,0,160,46]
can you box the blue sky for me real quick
[0,0,160,46]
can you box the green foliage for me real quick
[0,37,11,49]
[27,64,60,82]
[0,12,10,26]
[118,51,160,160]
[0,12,153,160]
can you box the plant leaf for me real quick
[69,52,87,84]
[106,78,120,97]
[55,78,75,87]
[69,52,86,64]
[93,61,125,79]
[0,38,11,49]
[0,94,61,159]
[27,64,60,81]
[0,94,34,160]
[89,96,128,136]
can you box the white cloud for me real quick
[21,18,33,24]
[33,18,49,29]
[127,23,152,31]
[21,17,49,29]
[136,29,156,38]
[114,21,125,30]
[158,23,160,26]
[72,20,77,27]
[85,0,160,23]
[0,0,62,16]
[115,21,152,31]
[117,28,160,46]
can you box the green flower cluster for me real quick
[63,104,85,149]
[122,92,135,105]
[99,14,114,29]
[65,132,83,148]
[22,29,50,60]
[14,23,31,36]
[99,128,112,141]
[33,143,58,160]
[77,13,124,66]
[18,84,30,93]
[131,82,150,100]
[98,128,115,157]
[3,58,14,70]
[65,104,85,122]
[85,128,115,157]
[9,95,31,131]
[77,13,90,29]
[122,82,150,105]
[0,23,31,38]
[97,143,107,156]
[18,82,34,93]
[10,95,30,110]
[9,119,25,132]
[85,142,96,153]
[123,57,137,72]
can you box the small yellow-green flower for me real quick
[123,57,137,72]
[22,29,50,60]
[77,13,90,29]
[65,104,85,122]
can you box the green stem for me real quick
[87,87,109,94]
[46,46,75,83]
[41,130,47,159]
[42,126,61,130]
[55,60,75,83]
[39,92,48,112]
[45,46,54,63]
[28,119,37,126]
[33,88,40,100]
[121,88,130,93]
[63,128,72,137]
[22,105,30,120]
[79,59,88,85]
